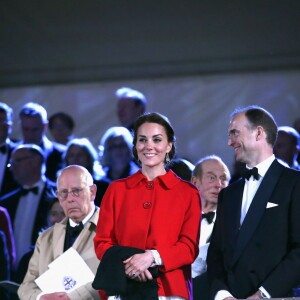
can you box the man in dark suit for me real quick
[18,102,66,182]
[115,87,147,131]
[273,125,300,171]
[0,144,56,271]
[0,102,19,196]
[207,105,300,299]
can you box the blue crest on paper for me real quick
[63,276,77,291]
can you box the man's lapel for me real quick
[226,181,244,250]
[230,160,283,266]
[53,222,67,258]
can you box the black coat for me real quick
[0,179,56,245]
[0,140,19,196]
[93,245,158,300]
[207,160,300,298]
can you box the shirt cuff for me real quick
[259,287,271,298]
[214,290,233,300]
[147,249,163,266]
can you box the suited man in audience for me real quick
[0,102,19,196]
[18,102,66,181]
[18,165,100,300]
[207,105,300,299]
[0,144,56,270]
[191,155,230,300]
[273,125,300,170]
[115,87,147,131]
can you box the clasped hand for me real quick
[123,251,153,282]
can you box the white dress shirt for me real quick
[14,179,46,266]
[192,211,216,278]
[215,155,275,300]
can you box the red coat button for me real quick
[146,182,154,190]
[143,202,152,209]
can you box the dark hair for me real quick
[231,105,278,147]
[277,126,300,146]
[19,102,48,123]
[132,112,176,163]
[168,158,194,181]
[49,112,75,130]
[115,87,147,111]
[64,138,97,174]
[0,102,13,123]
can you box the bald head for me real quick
[57,165,93,186]
[192,156,230,212]
[56,165,97,223]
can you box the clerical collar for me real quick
[69,204,96,227]
[246,154,275,179]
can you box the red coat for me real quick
[94,170,201,299]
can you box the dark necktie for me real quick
[68,222,84,237]
[241,167,259,181]
[0,145,6,154]
[64,221,84,251]
[20,186,39,196]
[202,211,215,224]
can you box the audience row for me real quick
[0,89,300,299]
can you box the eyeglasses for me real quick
[56,186,91,200]
[8,155,34,167]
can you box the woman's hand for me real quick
[135,269,153,282]
[123,251,154,280]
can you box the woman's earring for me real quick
[165,152,170,163]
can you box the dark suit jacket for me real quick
[94,178,110,207]
[0,139,19,196]
[0,207,16,268]
[0,179,56,245]
[207,159,300,298]
[40,137,66,182]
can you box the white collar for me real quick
[246,154,275,178]
[69,204,95,227]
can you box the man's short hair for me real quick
[277,126,300,146]
[231,105,278,147]
[0,102,13,124]
[115,87,147,109]
[12,143,45,162]
[49,112,75,130]
[19,102,48,124]
[193,155,231,181]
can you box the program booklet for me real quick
[35,247,94,293]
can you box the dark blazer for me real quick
[207,159,300,298]
[0,207,16,268]
[40,137,66,182]
[93,178,110,207]
[0,139,19,196]
[0,179,56,245]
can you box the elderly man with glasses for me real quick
[18,165,100,300]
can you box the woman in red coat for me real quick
[94,112,201,299]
